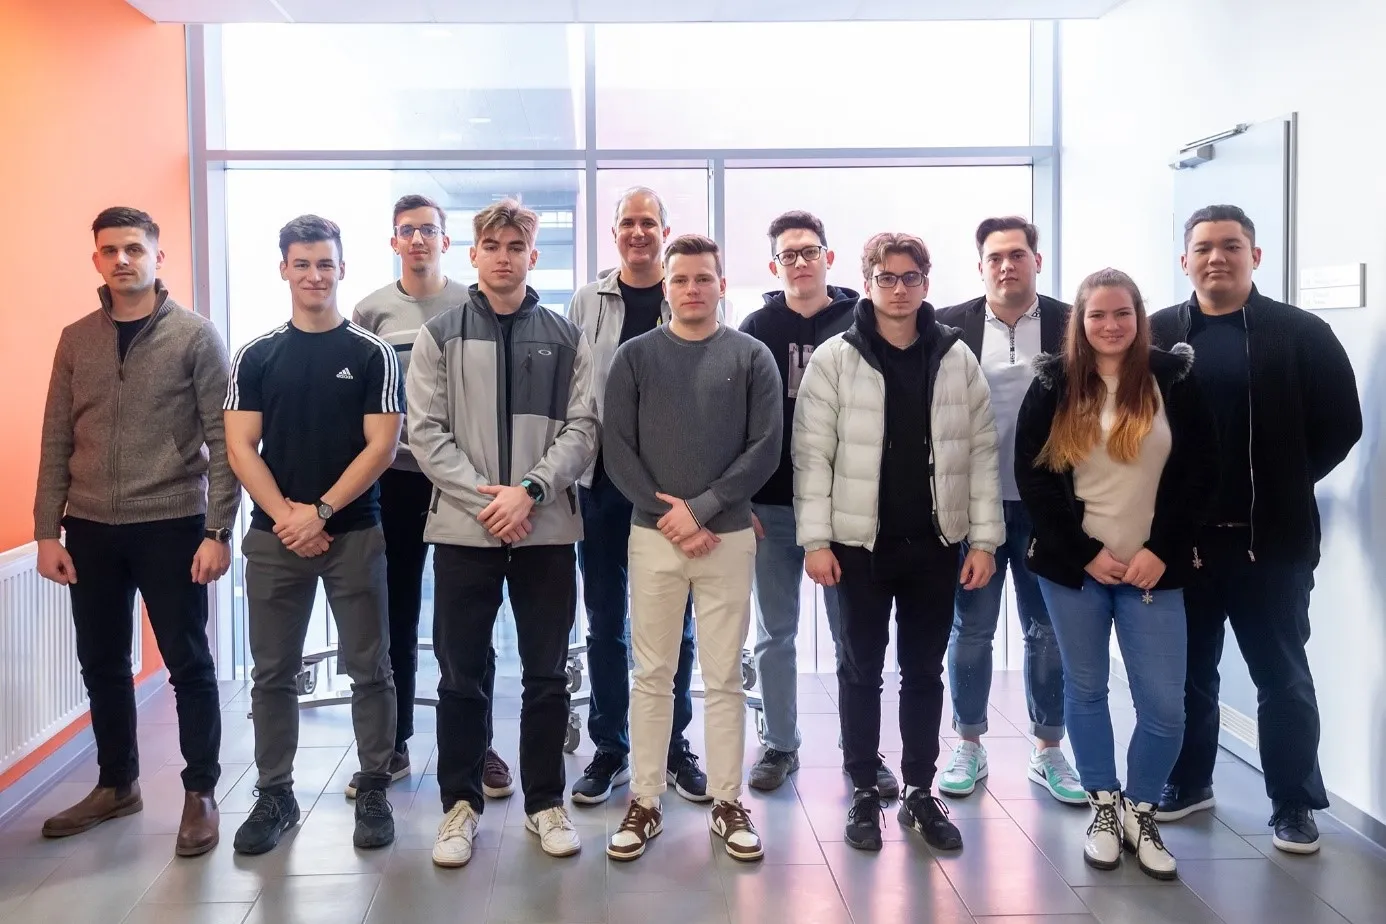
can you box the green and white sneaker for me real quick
[938,741,988,797]
[1028,746,1086,805]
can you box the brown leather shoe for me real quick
[176,790,220,857]
[41,783,142,838]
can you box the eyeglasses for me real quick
[872,271,926,289]
[396,224,442,240]
[773,245,825,266]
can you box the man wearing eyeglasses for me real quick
[351,194,513,801]
[793,232,1002,853]
[738,211,898,798]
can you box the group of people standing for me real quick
[33,190,1359,882]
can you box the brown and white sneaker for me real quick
[607,798,662,861]
[711,799,764,861]
[483,748,515,799]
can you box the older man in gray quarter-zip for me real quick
[34,207,241,858]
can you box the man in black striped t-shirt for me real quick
[223,215,404,857]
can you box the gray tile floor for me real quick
[2,669,1384,924]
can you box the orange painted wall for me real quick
[0,0,191,791]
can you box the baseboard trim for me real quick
[0,670,168,828]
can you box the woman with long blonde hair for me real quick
[1014,268,1217,880]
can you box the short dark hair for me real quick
[92,206,159,243]
[393,194,446,232]
[767,210,827,252]
[279,214,343,261]
[1183,204,1256,249]
[974,216,1038,256]
[663,233,723,277]
[861,232,931,280]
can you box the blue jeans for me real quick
[578,474,695,759]
[1039,577,1187,805]
[948,500,1065,740]
[750,503,842,752]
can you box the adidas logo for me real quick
[336,367,354,380]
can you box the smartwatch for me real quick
[204,527,231,543]
[521,479,544,503]
[315,499,334,521]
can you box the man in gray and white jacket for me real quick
[793,231,1002,855]
[407,199,599,869]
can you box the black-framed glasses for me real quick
[773,245,825,266]
[396,224,442,240]
[873,271,926,288]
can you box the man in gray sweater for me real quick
[602,234,782,864]
[34,207,240,858]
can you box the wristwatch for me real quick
[315,499,335,521]
[204,527,231,543]
[521,478,544,503]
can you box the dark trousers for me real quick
[435,543,576,815]
[578,474,695,759]
[835,538,959,790]
[1168,527,1327,809]
[378,467,496,752]
[63,515,221,793]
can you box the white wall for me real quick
[1060,0,1386,824]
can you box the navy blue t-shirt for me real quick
[225,318,403,534]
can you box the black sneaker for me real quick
[899,789,962,850]
[845,788,886,851]
[667,742,711,803]
[1271,803,1320,855]
[748,748,800,792]
[571,751,631,805]
[352,788,395,849]
[345,748,410,799]
[233,787,300,855]
[1154,783,1215,822]
[876,759,901,801]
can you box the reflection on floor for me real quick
[1,670,1383,924]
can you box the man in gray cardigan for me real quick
[602,234,782,864]
[34,207,240,858]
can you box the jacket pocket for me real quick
[510,342,573,422]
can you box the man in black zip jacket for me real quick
[1151,205,1361,856]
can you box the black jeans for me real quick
[835,537,959,791]
[434,543,575,815]
[63,515,221,792]
[1168,527,1328,809]
[378,468,496,752]
[578,473,696,759]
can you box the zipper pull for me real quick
[1247,549,1256,563]
[1027,537,1036,559]
[1192,547,1203,569]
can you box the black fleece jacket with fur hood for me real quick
[1013,344,1220,591]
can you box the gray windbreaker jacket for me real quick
[407,284,599,547]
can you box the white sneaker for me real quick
[433,802,478,868]
[938,741,988,797]
[1084,790,1123,870]
[1123,796,1177,880]
[1028,747,1087,805]
[526,805,581,857]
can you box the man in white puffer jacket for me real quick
[792,231,1004,855]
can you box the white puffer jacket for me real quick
[792,308,1004,553]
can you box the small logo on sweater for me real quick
[336,367,354,380]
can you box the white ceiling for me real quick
[126,0,1131,24]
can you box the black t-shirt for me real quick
[225,319,404,534]
[875,333,935,540]
[1189,308,1252,522]
[115,316,150,362]
[617,279,665,345]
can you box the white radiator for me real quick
[0,542,141,776]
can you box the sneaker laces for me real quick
[484,749,508,776]
[1270,804,1312,831]
[848,791,887,830]
[536,806,575,834]
[1088,801,1121,839]
[760,748,795,767]
[1134,806,1168,852]
[669,742,701,774]
[582,751,625,780]
[944,744,980,775]
[910,791,953,826]
[1040,749,1081,788]
[717,800,755,832]
[617,801,657,834]
[357,788,392,819]
[440,802,477,839]
[246,788,285,825]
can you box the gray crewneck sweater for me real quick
[602,324,783,533]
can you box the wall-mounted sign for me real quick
[1299,263,1365,310]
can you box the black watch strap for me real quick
[204,527,231,543]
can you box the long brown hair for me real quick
[1036,268,1158,471]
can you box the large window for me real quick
[200,20,1056,681]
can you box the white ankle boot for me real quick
[1084,791,1122,870]
[1123,796,1177,880]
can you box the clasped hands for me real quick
[1086,547,1166,589]
[656,492,719,558]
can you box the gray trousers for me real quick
[244,526,397,791]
